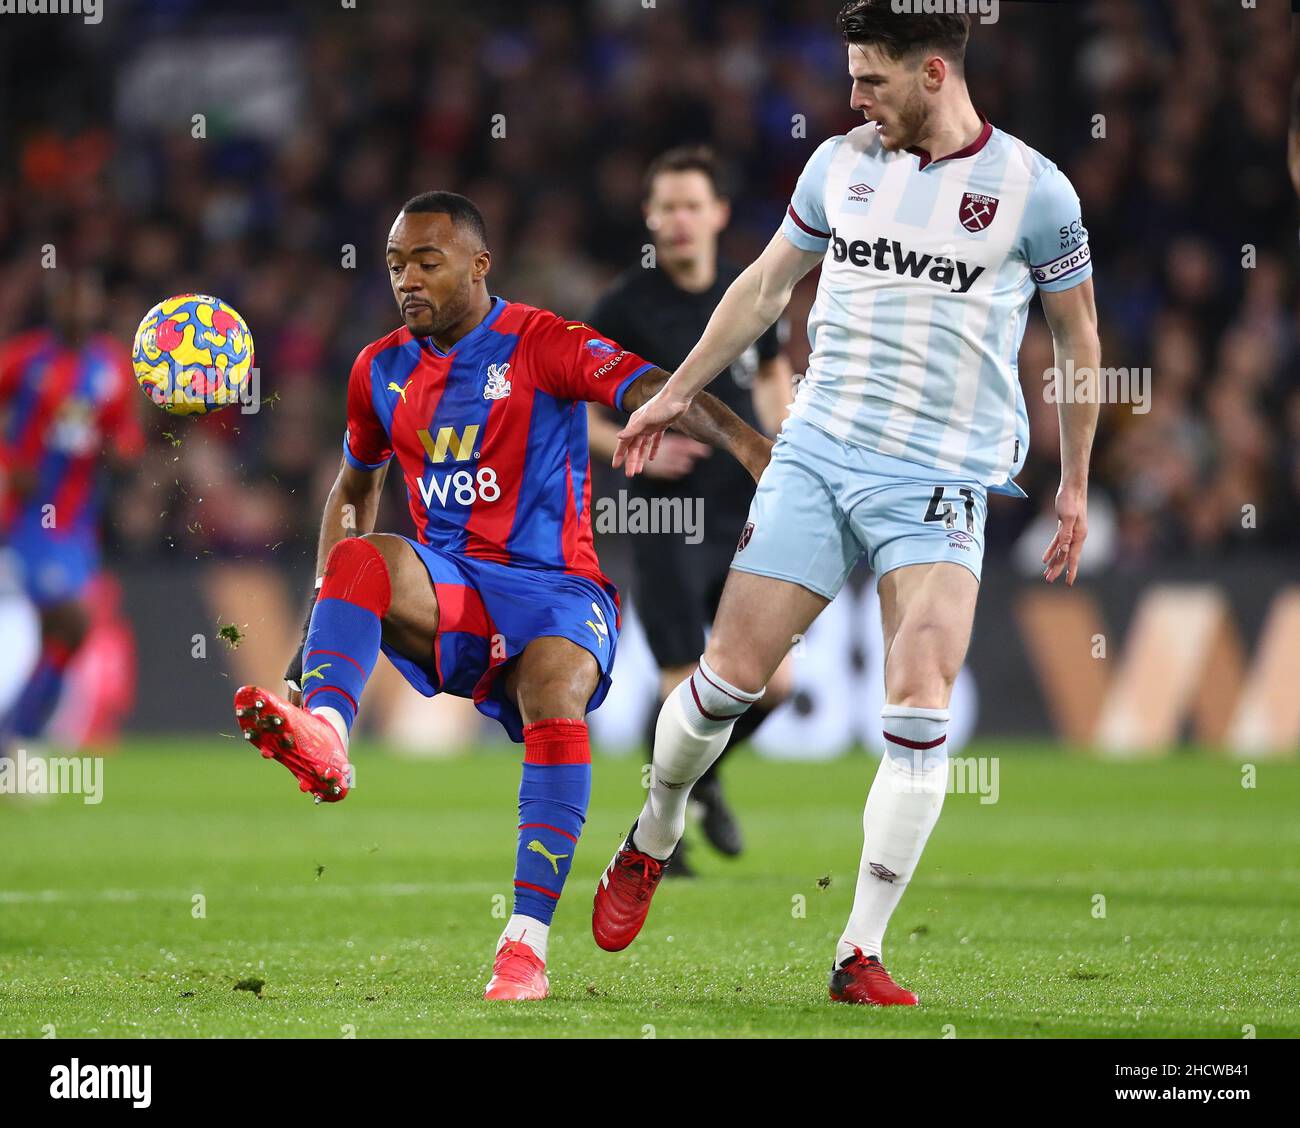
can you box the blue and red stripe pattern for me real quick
[342,298,654,594]
[0,329,143,540]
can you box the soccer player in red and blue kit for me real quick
[0,269,143,745]
[233,192,772,1000]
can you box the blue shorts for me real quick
[731,415,989,599]
[385,537,620,743]
[6,526,99,606]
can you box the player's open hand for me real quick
[1042,483,1087,585]
[614,388,693,477]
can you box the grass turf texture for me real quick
[1,740,1297,1038]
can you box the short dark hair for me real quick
[642,146,729,203]
[401,191,489,249]
[836,0,970,72]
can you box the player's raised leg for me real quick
[830,561,978,1007]
[482,637,601,1000]
[592,569,826,952]
[235,532,438,802]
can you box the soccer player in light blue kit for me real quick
[592,1,1101,1005]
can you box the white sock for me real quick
[498,914,549,963]
[310,706,350,751]
[634,658,762,860]
[837,705,949,966]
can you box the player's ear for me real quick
[473,249,491,281]
[923,54,948,91]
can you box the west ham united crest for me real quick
[959,191,999,232]
[737,521,755,552]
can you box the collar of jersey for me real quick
[907,112,992,171]
[416,295,505,358]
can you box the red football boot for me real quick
[592,824,669,952]
[829,948,919,1006]
[484,938,549,1001]
[234,685,353,804]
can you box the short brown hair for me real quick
[836,0,971,73]
[642,146,729,203]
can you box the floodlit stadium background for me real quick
[0,0,1295,758]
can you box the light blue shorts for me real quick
[730,414,988,599]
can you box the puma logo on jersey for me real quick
[302,663,332,683]
[387,379,413,404]
[527,839,569,874]
[483,363,511,401]
[830,229,985,293]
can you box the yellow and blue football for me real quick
[131,294,254,416]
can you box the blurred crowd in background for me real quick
[0,0,1296,579]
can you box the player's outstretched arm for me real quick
[622,368,773,484]
[614,231,822,475]
[284,458,389,704]
[1039,278,1100,587]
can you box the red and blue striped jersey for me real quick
[344,298,655,589]
[0,329,144,539]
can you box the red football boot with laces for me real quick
[484,938,549,1001]
[234,685,353,804]
[592,824,668,952]
[829,947,919,1006]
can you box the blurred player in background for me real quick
[0,548,39,739]
[593,1,1100,1005]
[0,267,143,747]
[233,192,772,1001]
[588,147,796,875]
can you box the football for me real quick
[131,294,254,415]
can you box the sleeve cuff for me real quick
[781,214,830,254]
[343,438,391,472]
[614,362,656,413]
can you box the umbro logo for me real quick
[869,861,897,883]
[847,182,875,204]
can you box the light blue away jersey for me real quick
[781,117,1092,495]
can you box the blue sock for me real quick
[512,719,592,925]
[6,639,75,739]
[301,538,391,733]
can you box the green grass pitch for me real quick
[1,740,1297,1038]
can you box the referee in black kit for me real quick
[588,146,795,877]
